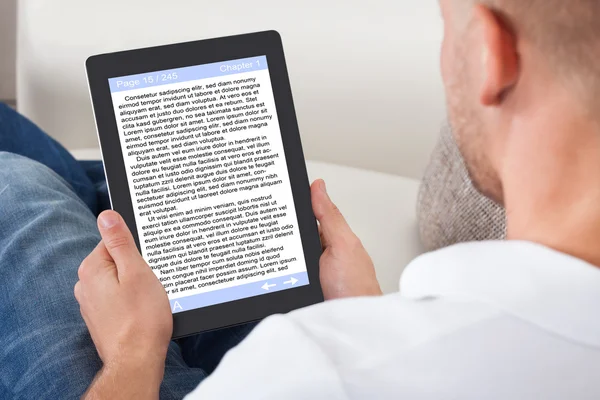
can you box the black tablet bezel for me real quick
[86,31,323,339]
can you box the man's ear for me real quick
[474,4,519,106]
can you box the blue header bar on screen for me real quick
[108,56,268,93]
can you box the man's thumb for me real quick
[97,211,142,268]
[311,180,353,245]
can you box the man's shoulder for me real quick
[191,290,595,399]
[285,292,502,366]
[281,294,599,398]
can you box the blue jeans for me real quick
[0,103,255,399]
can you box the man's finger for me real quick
[74,281,83,303]
[311,180,354,246]
[97,211,143,272]
[78,241,118,282]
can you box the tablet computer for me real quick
[86,31,323,339]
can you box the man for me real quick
[2,0,600,398]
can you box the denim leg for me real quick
[0,103,98,213]
[176,322,258,375]
[79,160,112,215]
[0,153,203,399]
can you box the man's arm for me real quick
[74,211,172,399]
[82,362,163,400]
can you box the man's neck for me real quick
[502,111,600,267]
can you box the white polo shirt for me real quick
[186,241,600,399]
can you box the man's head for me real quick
[440,0,600,204]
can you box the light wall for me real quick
[16,0,444,178]
[0,0,17,101]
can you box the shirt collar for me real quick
[400,241,600,348]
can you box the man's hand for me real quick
[311,179,382,300]
[75,210,172,399]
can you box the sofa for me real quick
[16,0,445,293]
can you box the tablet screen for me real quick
[108,56,310,314]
